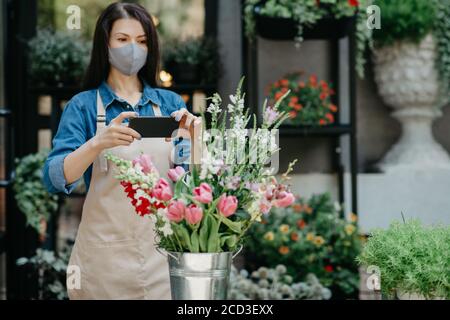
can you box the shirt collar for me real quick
[98,79,161,109]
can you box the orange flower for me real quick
[319,92,328,100]
[292,204,303,212]
[299,81,305,88]
[293,103,303,111]
[281,87,288,94]
[290,96,299,104]
[289,111,297,119]
[304,205,313,214]
[319,119,327,126]
[280,79,289,87]
[309,75,317,87]
[275,92,283,100]
[279,246,290,255]
[290,232,299,241]
[329,104,338,112]
[296,219,306,230]
[320,80,328,90]
[325,113,334,123]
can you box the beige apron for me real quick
[67,91,172,300]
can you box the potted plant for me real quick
[105,78,298,299]
[13,150,60,241]
[163,37,221,85]
[371,0,450,172]
[357,219,450,300]
[266,72,338,127]
[244,0,374,77]
[228,265,331,300]
[27,29,90,88]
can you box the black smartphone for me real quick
[128,116,180,138]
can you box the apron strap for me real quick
[96,90,108,173]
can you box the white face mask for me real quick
[108,43,148,76]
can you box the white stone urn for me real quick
[373,34,450,172]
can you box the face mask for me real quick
[108,43,148,76]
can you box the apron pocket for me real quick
[82,239,145,299]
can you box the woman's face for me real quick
[109,18,148,51]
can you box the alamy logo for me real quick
[66,265,81,290]
[366,5,381,30]
[66,5,81,30]
[366,265,381,291]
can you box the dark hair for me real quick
[83,2,160,90]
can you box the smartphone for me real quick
[128,116,180,138]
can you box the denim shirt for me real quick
[42,80,190,195]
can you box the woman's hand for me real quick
[167,109,202,142]
[168,109,203,166]
[92,111,142,151]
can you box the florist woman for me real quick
[42,2,200,299]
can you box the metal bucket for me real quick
[158,247,242,300]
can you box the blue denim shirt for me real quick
[42,80,190,195]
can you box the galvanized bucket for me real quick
[157,247,242,300]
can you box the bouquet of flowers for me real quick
[266,72,338,126]
[105,78,297,253]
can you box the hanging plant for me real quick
[13,150,59,235]
[244,0,374,78]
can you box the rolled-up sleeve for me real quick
[42,97,87,194]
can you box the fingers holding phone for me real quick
[93,111,142,150]
[167,109,202,142]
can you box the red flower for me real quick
[348,0,359,7]
[325,113,334,123]
[135,197,151,216]
[319,92,328,100]
[280,79,289,87]
[289,111,297,119]
[324,265,334,273]
[329,104,338,112]
[319,119,327,126]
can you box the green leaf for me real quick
[199,214,210,252]
[173,224,192,252]
[207,216,219,252]
[220,216,243,234]
[190,230,199,253]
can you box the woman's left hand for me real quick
[167,108,202,142]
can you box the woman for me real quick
[42,2,200,299]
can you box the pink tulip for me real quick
[272,191,295,208]
[153,178,173,201]
[217,193,238,217]
[185,204,203,225]
[167,200,185,222]
[168,166,185,182]
[132,154,154,174]
[193,183,213,204]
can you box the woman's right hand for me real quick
[92,111,142,151]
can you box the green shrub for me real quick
[27,28,90,87]
[357,219,450,300]
[13,149,59,232]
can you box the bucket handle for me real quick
[156,247,180,262]
[232,245,243,259]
